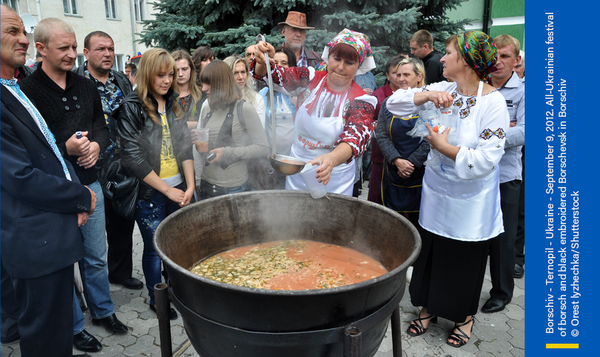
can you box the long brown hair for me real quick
[171,49,202,102]
[136,48,182,123]
[199,60,241,111]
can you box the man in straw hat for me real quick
[279,11,322,68]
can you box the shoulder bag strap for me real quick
[235,99,252,145]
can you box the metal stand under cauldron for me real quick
[155,282,404,357]
[153,191,421,357]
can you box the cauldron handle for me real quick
[343,326,362,357]
[391,307,402,357]
[155,283,173,357]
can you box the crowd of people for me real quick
[1,4,525,356]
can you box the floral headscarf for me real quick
[457,31,498,81]
[321,29,376,75]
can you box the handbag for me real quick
[235,100,278,190]
[99,159,139,220]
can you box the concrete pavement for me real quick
[1,186,524,357]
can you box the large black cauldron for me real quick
[155,191,420,357]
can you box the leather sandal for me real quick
[447,316,474,348]
[406,311,437,337]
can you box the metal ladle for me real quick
[257,34,306,176]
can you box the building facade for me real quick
[3,0,156,71]
[447,0,525,49]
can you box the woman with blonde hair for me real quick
[223,55,266,128]
[377,57,428,226]
[195,60,269,198]
[171,49,203,129]
[117,48,195,320]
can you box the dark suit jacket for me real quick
[1,85,90,279]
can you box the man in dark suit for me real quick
[19,17,128,353]
[0,5,95,356]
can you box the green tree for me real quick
[139,0,471,81]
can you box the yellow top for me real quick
[159,114,179,179]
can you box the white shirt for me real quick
[496,72,525,183]
[387,81,510,241]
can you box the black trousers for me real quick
[515,148,525,266]
[1,261,21,342]
[105,195,136,282]
[489,180,521,301]
[13,265,74,357]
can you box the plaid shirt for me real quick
[82,64,125,167]
[297,47,308,68]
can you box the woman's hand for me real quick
[181,187,194,207]
[254,41,276,77]
[311,142,353,185]
[207,148,224,164]
[310,156,334,185]
[425,123,459,161]
[255,41,275,64]
[428,91,453,108]
[393,158,414,178]
[165,186,186,206]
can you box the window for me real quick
[63,0,79,15]
[105,0,118,19]
[112,55,124,72]
[1,0,19,12]
[76,54,85,68]
[134,0,145,22]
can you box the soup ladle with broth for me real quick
[254,34,308,176]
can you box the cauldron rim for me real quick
[155,190,421,296]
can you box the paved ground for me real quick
[1,185,525,357]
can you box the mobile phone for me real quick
[207,152,216,161]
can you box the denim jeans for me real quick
[198,180,252,200]
[135,184,184,306]
[73,181,115,334]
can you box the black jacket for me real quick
[20,65,110,185]
[115,90,193,201]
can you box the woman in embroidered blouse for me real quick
[253,29,376,196]
[171,50,203,130]
[386,31,509,348]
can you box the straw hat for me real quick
[278,11,315,30]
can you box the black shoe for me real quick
[109,277,144,290]
[73,329,102,352]
[73,354,91,357]
[482,297,510,313]
[150,304,178,320]
[514,264,524,279]
[92,313,128,333]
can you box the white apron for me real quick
[286,77,355,196]
[419,81,504,241]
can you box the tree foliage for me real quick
[140,0,472,81]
